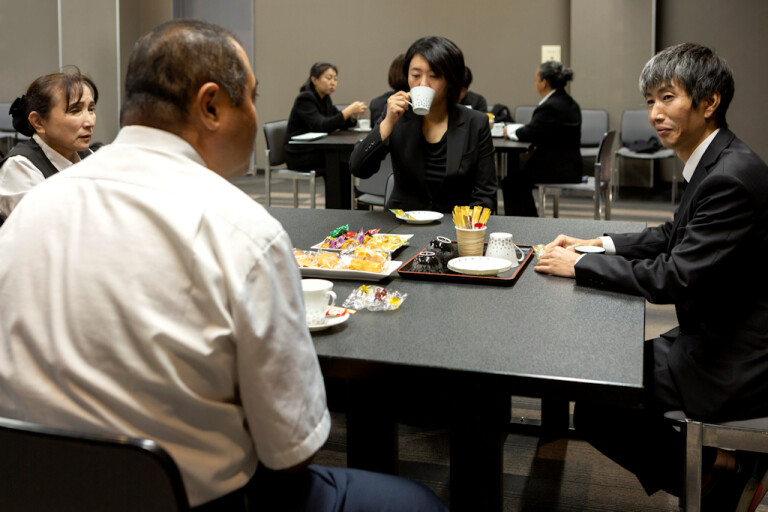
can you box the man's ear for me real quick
[702,91,721,121]
[195,82,223,130]
[28,111,44,134]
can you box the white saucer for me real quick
[396,210,444,224]
[308,311,350,332]
[447,256,514,276]
[574,245,606,254]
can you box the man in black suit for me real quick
[535,43,768,511]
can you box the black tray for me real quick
[397,243,534,286]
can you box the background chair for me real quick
[0,416,189,512]
[664,410,768,512]
[352,154,393,210]
[580,109,609,160]
[263,120,318,208]
[616,109,677,203]
[513,105,536,125]
[538,130,617,220]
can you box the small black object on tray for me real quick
[397,243,534,286]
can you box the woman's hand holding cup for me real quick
[379,91,410,140]
[343,101,367,120]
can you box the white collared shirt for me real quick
[0,134,84,218]
[538,89,556,106]
[0,126,330,506]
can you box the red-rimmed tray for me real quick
[397,243,534,286]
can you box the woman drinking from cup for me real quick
[501,61,582,216]
[0,70,98,224]
[284,62,367,172]
[349,36,497,214]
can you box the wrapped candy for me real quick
[342,285,407,312]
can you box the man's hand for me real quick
[545,234,602,251]
[534,246,581,277]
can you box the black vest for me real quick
[0,139,92,179]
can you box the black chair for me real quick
[0,416,189,512]
[580,109,609,160]
[513,105,536,125]
[263,120,318,208]
[664,411,768,512]
[538,130,617,220]
[352,154,393,210]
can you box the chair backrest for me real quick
[580,109,609,147]
[263,120,288,167]
[384,173,395,206]
[513,105,536,125]
[595,130,617,183]
[620,109,658,145]
[0,103,14,132]
[356,154,393,197]
[0,416,189,512]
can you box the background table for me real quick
[270,207,646,511]
[289,132,531,210]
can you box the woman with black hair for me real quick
[0,70,98,223]
[284,62,367,172]
[368,54,408,128]
[350,36,496,213]
[502,61,582,216]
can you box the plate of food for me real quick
[295,249,401,281]
[392,210,444,224]
[312,233,412,253]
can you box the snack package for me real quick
[342,285,407,312]
[294,249,318,268]
[344,246,389,273]
[532,244,546,261]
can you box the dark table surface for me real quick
[271,207,646,402]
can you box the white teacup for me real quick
[357,118,371,131]
[301,279,337,326]
[485,232,524,267]
[408,86,435,116]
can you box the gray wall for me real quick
[2,0,766,168]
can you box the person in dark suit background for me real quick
[284,62,367,172]
[350,36,496,213]
[458,66,488,112]
[502,61,582,216]
[536,43,768,511]
[369,54,407,129]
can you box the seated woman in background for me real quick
[284,62,367,171]
[501,61,582,216]
[458,66,488,112]
[369,54,407,128]
[0,70,98,223]
[350,36,496,213]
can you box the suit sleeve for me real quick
[349,126,389,179]
[576,173,757,303]
[515,102,559,143]
[470,118,498,210]
[294,94,348,133]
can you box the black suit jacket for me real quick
[349,106,497,213]
[576,129,768,420]
[459,91,488,112]
[284,91,355,158]
[515,88,582,183]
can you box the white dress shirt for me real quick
[0,134,83,218]
[0,126,330,506]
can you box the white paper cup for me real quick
[409,86,436,116]
[485,232,524,267]
[301,279,336,326]
[455,226,487,257]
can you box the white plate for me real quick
[300,260,401,281]
[290,132,327,141]
[310,234,413,252]
[574,245,606,254]
[396,210,444,224]
[447,256,514,276]
[308,311,350,332]
[350,127,371,133]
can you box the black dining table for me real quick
[289,131,531,210]
[269,207,646,511]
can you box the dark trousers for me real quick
[285,149,326,173]
[574,335,716,497]
[193,464,449,512]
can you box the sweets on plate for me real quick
[318,225,407,253]
[293,248,390,273]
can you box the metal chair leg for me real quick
[538,186,547,217]
[292,179,299,208]
[684,420,704,512]
[553,195,560,218]
[309,171,317,209]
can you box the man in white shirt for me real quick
[535,43,768,511]
[0,19,447,512]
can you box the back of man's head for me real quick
[121,19,249,129]
[639,43,735,128]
